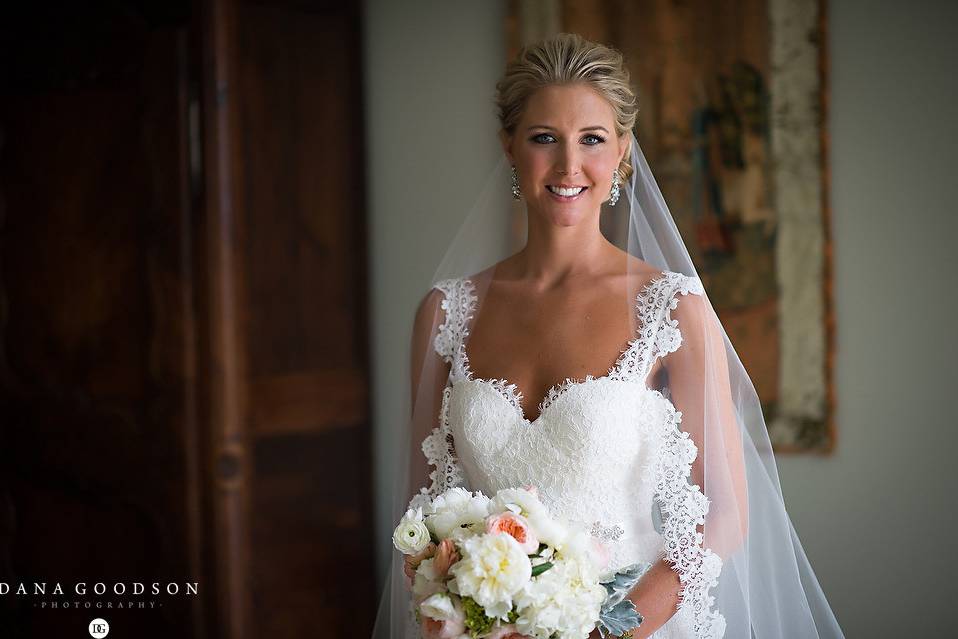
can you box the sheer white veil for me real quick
[372,127,845,638]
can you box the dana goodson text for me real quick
[0,582,199,596]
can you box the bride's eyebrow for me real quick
[526,125,610,133]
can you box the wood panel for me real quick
[233,1,374,635]
[0,3,206,636]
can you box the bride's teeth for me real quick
[547,185,585,197]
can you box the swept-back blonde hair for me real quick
[495,33,638,180]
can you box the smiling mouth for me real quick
[546,185,588,198]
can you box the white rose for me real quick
[392,507,431,555]
[419,592,458,621]
[449,532,531,620]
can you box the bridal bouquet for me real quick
[393,486,646,639]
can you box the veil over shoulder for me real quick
[373,133,845,639]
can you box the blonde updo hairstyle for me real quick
[495,33,638,182]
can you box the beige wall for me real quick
[363,0,508,584]
[776,0,958,635]
[364,1,958,634]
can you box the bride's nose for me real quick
[554,142,581,177]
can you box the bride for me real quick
[376,33,845,639]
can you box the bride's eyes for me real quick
[529,133,606,145]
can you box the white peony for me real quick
[448,532,532,620]
[515,555,606,639]
[392,507,431,555]
[426,487,490,540]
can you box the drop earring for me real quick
[609,170,621,206]
[511,166,522,200]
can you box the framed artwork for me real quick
[506,0,834,453]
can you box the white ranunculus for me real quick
[449,532,532,620]
[426,488,490,540]
[392,507,431,555]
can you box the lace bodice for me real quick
[412,271,725,639]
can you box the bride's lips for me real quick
[545,185,589,203]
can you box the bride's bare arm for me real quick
[586,556,683,639]
[407,288,451,498]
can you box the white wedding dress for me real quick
[416,270,726,639]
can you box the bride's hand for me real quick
[402,542,437,584]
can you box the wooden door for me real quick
[0,1,374,637]
[0,3,207,637]
[205,0,375,635]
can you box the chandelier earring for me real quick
[511,166,522,200]
[609,169,621,206]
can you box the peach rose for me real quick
[432,538,460,579]
[485,511,539,554]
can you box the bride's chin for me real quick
[544,208,590,227]
[548,214,583,227]
[527,202,595,228]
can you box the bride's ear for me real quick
[498,129,515,164]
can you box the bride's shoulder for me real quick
[619,252,701,285]
[616,254,667,287]
[412,287,445,342]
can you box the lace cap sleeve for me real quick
[622,271,706,385]
[431,278,476,365]
[650,272,705,361]
[408,278,473,510]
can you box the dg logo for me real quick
[88,617,110,638]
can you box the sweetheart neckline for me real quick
[458,372,655,427]
[457,270,672,425]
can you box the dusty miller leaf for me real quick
[596,562,651,638]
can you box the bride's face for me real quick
[502,83,628,227]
